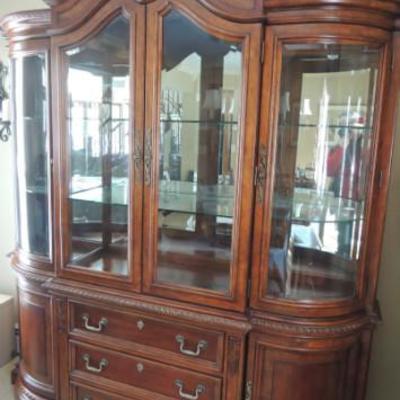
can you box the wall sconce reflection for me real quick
[0,61,11,142]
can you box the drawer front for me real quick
[71,302,224,370]
[73,384,137,400]
[71,342,222,400]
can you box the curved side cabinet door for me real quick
[18,285,55,398]
[246,331,367,400]
[53,0,145,290]
[251,24,391,317]
[143,0,262,312]
[13,52,52,267]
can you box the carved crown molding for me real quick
[0,10,51,42]
[251,316,373,337]
[43,281,252,332]
[264,0,400,13]
[2,0,400,38]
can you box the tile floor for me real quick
[0,359,15,400]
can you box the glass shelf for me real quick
[69,177,363,224]
[160,119,238,125]
[280,123,372,130]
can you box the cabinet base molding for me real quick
[15,378,51,400]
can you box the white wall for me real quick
[366,102,400,399]
[0,0,48,300]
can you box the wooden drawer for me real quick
[72,384,139,400]
[70,342,222,400]
[70,302,224,372]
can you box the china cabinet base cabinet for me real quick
[2,1,400,399]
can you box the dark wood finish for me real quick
[51,0,145,292]
[3,1,400,400]
[18,286,56,399]
[246,331,363,400]
[69,301,225,373]
[70,341,222,399]
[72,383,141,400]
[143,0,262,312]
[251,23,392,318]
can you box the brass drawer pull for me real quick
[83,397,91,400]
[82,354,109,374]
[175,380,205,400]
[136,363,144,373]
[176,335,208,357]
[137,320,145,331]
[82,314,108,332]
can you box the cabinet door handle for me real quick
[255,144,267,203]
[82,354,109,374]
[144,129,152,186]
[133,142,143,172]
[81,314,108,332]
[144,128,153,186]
[176,335,208,357]
[175,380,205,400]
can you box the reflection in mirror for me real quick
[267,44,380,300]
[14,54,50,257]
[155,10,242,293]
[66,16,130,276]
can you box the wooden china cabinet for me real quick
[2,1,400,399]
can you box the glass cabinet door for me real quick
[258,37,382,304]
[56,4,144,286]
[144,3,261,310]
[13,53,51,260]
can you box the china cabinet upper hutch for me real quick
[2,0,400,399]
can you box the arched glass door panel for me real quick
[64,15,132,277]
[266,43,380,300]
[155,10,242,293]
[143,2,262,310]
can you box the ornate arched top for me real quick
[39,0,400,26]
[2,0,400,44]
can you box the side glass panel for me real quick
[65,16,131,276]
[267,44,380,300]
[13,54,50,258]
[155,10,242,293]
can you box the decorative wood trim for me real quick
[55,298,67,333]
[12,250,54,275]
[250,316,374,337]
[264,0,400,14]
[42,281,252,331]
[266,7,396,29]
[16,271,53,286]
[16,378,49,400]
[0,10,51,42]
[20,365,55,397]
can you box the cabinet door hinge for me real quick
[245,381,253,400]
[378,169,384,188]
[260,41,265,65]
